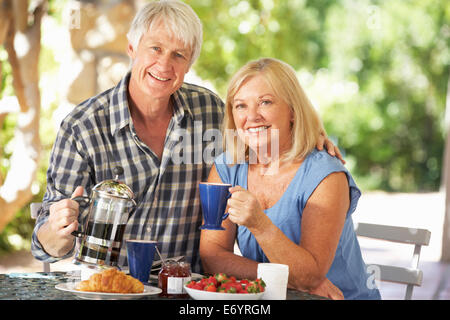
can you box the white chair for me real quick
[355,222,431,300]
[30,202,51,272]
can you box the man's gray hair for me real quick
[127,0,203,67]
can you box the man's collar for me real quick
[109,72,132,137]
[109,72,194,136]
[171,84,194,123]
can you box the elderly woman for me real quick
[199,58,381,300]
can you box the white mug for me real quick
[257,263,289,300]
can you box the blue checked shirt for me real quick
[31,72,224,273]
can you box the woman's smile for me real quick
[246,125,271,134]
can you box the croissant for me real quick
[77,268,144,293]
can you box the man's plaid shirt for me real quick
[31,72,224,273]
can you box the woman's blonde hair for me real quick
[223,58,325,163]
[127,0,203,67]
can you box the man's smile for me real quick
[148,71,170,81]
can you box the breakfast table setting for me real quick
[0,267,326,300]
[1,174,327,306]
[0,270,326,320]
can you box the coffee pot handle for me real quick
[70,196,91,237]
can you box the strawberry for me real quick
[215,273,228,283]
[255,278,266,288]
[246,281,261,293]
[236,283,244,291]
[228,280,242,292]
[220,279,231,286]
[206,276,218,286]
[218,283,227,290]
[204,283,217,292]
[240,279,249,286]
[225,286,237,293]
[186,274,265,294]
[217,286,227,293]
[192,283,203,290]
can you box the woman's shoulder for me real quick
[305,149,347,173]
[298,148,355,193]
[297,149,361,215]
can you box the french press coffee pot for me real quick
[72,166,136,266]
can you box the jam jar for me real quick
[158,261,191,298]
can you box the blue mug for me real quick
[199,182,231,230]
[199,182,232,230]
[126,240,157,283]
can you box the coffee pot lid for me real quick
[92,166,135,201]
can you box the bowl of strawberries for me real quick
[184,273,265,300]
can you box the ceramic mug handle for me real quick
[222,193,232,220]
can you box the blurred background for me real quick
[0,0,449,299]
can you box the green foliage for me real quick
[190,0,450,191]
[190,0,335,97]
[319,0,449,191]
[0,49,13,97]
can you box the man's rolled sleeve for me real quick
[30,114,89,263]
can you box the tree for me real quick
[0,0,134,252]
[191,0,449,192]
[190,0,335,97]
[319,0,449,192]
[0,0,45,233]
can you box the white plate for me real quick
[55,282,162,300]
[184,285,264,300]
